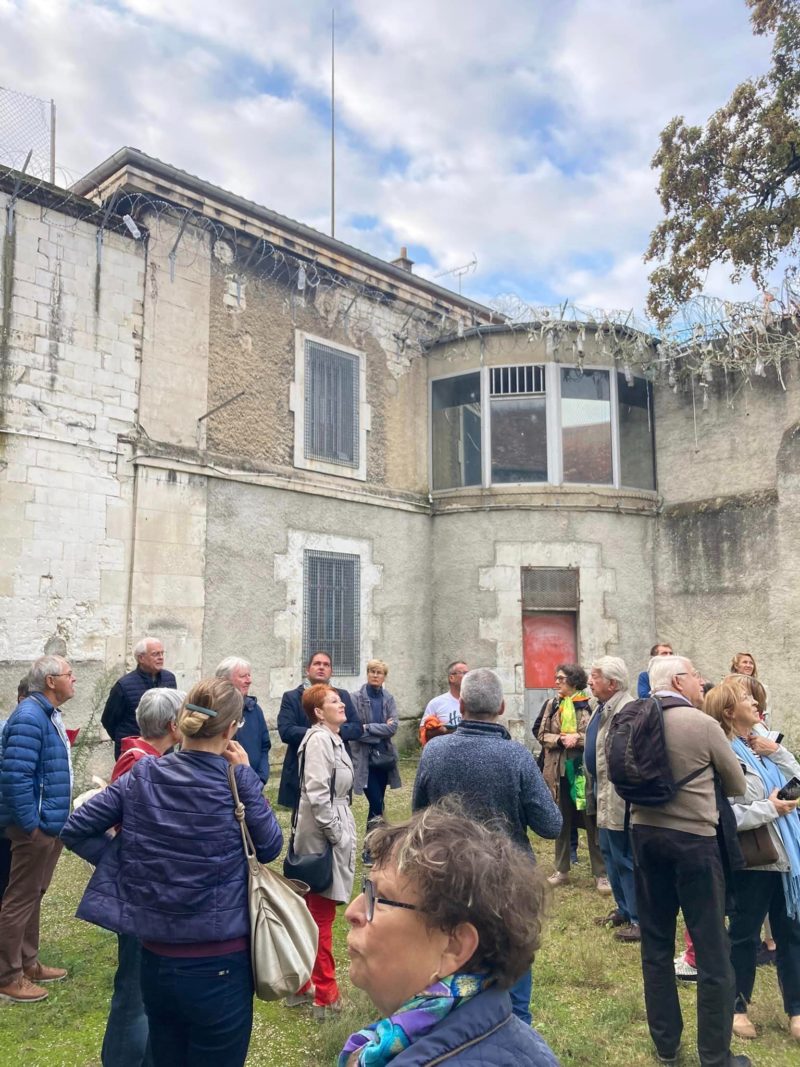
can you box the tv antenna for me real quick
[434,255,478,294]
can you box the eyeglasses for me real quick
[675,670,702,680]
[361,877,418,923]
[554,675,567,683]
[49,671,75,679]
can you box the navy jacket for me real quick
[101,667,178,751]
[236,694,271,783]
[60,750,282,943]
[0,694,72,835]
[637,670,650,698]
[412,720,562,851]
[390,987,559,1065]
[277,684,362,808]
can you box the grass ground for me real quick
[1,758,797,1066]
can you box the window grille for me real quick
[304,340,359,467]
[303,550,360,674]
[521,568,579,611]
[490,365,545,396]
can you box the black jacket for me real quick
[277,684,361,808]
[101,667,177,755]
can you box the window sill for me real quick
[431,482,658,515]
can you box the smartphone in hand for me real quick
[777,776,800,801]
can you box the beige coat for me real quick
[295,725,357,903]
[586,688,633,831]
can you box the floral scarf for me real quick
[338,972,493,1067]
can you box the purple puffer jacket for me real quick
[60,749,283,943]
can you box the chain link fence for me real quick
[0,85,54,182]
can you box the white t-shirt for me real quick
[421,692,461,730]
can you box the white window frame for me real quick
[290,330,371,481]
[429,363,655,491]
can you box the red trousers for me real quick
[300,891,339,1006]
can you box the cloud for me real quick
[0,0,776,318]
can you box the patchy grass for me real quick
[1,759,797,1066]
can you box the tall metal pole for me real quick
[331,7,335,238]
[49,99,56,185]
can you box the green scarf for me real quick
[560,691,586,811]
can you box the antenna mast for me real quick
[330,7,335,238]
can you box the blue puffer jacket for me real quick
[60,750,283,943]
[0,694,72,835]
[389,988,560,1066]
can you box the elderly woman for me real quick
[291,683,357,1020]
[537,663,608,892]
[61,679,283,1066]
[101,687,184,1067]
[350,660,401,826]
[215,657,271,783]
[704,682,800,1042]
[340,806,559,1066]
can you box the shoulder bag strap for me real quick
[290,739,337,841]
[227,764,256,861]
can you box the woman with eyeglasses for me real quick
[704,681,800,1044]
[537,663,608,892]
[339,806,559,1066]
[288,683,357,1021]
[61,678,283,1066]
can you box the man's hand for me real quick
[223,740,250,766]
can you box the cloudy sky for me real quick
[0,0,773,318]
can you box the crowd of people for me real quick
[0,638,798,1067]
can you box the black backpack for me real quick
[605,696,708,807]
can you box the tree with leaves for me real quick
[646,0,800,324]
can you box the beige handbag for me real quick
[227,766,318,1001]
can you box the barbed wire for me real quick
[2,164,800,391]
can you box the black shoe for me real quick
[656,1050,679,1065]
[726,1057,752,1067]
[755,941,776,966]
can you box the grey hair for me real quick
[649,655,693,694]
[134,636,162,658]
[215,656,251,680]
[136,688,186,739]
[460,668,504,717]
[590,656,630,692]
[27,655,67,694]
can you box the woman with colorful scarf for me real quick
[339,806,560,1066]
[537,663,608,892]
[704,682,800,1043]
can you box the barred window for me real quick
[304,339,359,467]
[303,550,360,675]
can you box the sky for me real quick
[0,0,775,321]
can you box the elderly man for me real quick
[0,655,75,1003]
[585,656,638,941]
[100,687,184,1067]
[277,650,362,809]
[215,657,271,784]
[412,667,562,1026]
[631,655,749,1067]
[419,659,468,745]
[102,638,177,759]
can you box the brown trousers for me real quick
[554,776,606,877]
[0,826,63,984]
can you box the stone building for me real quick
[1,148,798,761]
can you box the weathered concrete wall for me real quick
[0,191,142,729]
[205,265,429,495]
[201,478,433,741]
[431,507,657,741]
[654,364,800,750]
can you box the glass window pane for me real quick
[560,369,612,484]
[491,396,547,483]
[431,373,482,489]
[617,373,656,490]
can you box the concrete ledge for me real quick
[432,483,658,515]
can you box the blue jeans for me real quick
[140,948,253,1067]
[101,934,153,1067]
[598,828,638,923]
[508,967,532,1025]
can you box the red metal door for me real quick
[522,613,577,689]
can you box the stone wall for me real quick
[0,190,142,731]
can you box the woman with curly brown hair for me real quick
[339,806,559,1066]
